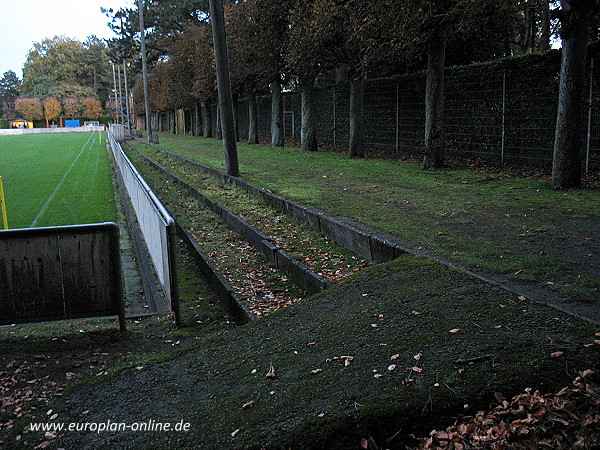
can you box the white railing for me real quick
[107,130,180,324]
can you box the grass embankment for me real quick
[53,255,599,449]
[0,242,236,448]
[0,132,116,228]
[132,135,600,310]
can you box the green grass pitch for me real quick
[0,132,117,229]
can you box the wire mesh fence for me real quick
[230,54,599,171]
[162,50,599,172]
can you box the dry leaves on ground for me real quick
[418,369,599,449]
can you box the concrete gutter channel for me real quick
[139,140,407,264]
[132,149,328,324]
[134,139,600,326]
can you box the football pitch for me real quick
[0,132,117,229]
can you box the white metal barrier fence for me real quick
[107,130,180,325]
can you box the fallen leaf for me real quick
[311,369,323,374]
[388,364,397,372]
[408,366,423,373]
[341,356,354,366]
[449,329,461,334]
[518,295,527,301]
[391,354,400,360]
[265,362,276,379]
[231,429,240,438]
[242,401,255,409]
[414,353,422,361]
[550,351,564,358]
[374,374,383,379]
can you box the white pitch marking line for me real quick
[30,133,96,227]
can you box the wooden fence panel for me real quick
[0,223,125,329]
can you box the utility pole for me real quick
[138,0,155,144]
[209,0,239,176]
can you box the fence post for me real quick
[396,82,400,152]
[333,87,337,146]
[586,58,594,174]
[501,69,506,163]
[0,176,8,229]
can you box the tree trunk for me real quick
[422,30,446,169]
[216,104,222,139]
[202,100,212,137]
[539,1,551,52]
[271,80,284,147]
[552,0,592,189]
[248,90,258,144]
[300,78,318,152]
[193,102,201,136]
[524,3,536,52]
[209,0,239,176]
[169,110,176,134]
[233,93,240,142]
[348,77,365,158]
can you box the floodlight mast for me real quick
[138,0,154,144]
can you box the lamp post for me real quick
[138,0,155,143]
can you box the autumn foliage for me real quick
[14,98,43,122]
[43,97,61,122]
[83,97,103,120]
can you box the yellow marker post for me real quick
[0,176,8,229]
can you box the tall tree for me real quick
[209,0,239,176]
[226,0,273,144]
[62,97,84,118]
[21,36,112,102]
[43,96,61,125]
[551,0,596,188]
[289,0,387,158]
[83,97,103,120]
[14,98,43,122]
[252,0,293,147]
[286,0,324,152]
[384,0,513,169]
[188,23,217,138]
[0,71,20,120]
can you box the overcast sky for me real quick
[0,0,133,77]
